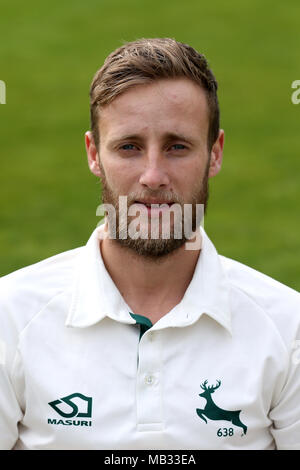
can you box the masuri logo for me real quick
[47,393,93,427]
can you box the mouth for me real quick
[134,200,174,207]
[132,200,174,216]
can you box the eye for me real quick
[120,144,137,151]
[170,144,187,151]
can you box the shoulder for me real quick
[219,254,299,306]
[0,247,83,358]
[219,254,300,342]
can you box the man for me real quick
[0,38,299,450]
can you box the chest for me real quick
[14,317,281,449]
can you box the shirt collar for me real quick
[66,224,232,334]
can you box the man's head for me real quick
[85,38,224,258]
[89,37,220,153]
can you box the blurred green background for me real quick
[0,0,299,290]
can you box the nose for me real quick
[139,151,170,190]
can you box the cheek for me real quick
[102,159,138,192]
[171,159,205,191]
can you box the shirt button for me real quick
[145,375,154,385]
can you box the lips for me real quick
[135,201,173,206]
[131,201,175,217]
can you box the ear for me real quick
[208,129,224,178]
[85,131,104,178]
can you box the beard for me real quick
[99,161,210,259]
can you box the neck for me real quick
[99,224,202,323]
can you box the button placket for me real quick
[136,330,163,431]
[148,331,154,342]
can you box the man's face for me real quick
[87,77,223,258]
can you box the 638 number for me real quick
[217,427,234,437]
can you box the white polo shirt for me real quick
[0,224,300,450]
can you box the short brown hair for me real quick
[90,37,219,152]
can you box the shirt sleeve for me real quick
[0,343,22,449]
[269,323,300,450]
[0,277,24,449]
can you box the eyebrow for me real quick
[107,132,197,148]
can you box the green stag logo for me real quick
[196,380,247,436]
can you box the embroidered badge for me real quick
[47,392,93,427]
[196,380,247,436]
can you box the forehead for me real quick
[98,78,209,142]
